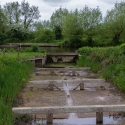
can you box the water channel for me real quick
[26,46,125,125]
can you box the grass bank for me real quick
[0,45,46,125]
[0,57,34,125]
[77,44,125,92]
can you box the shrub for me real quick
[31,44,39,52]
[37,29,55,43]
[120,43,125,54]
[62,36,83,47]
[77,45,125,92]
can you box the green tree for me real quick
[104,2,125,45]
[62,10,83,47]
[4,2,21,24]
[79,6,102,46]
[6,24,30,40]
[21,0,41,29]
[0,5,7,44]
[62,12,82,39]
[50,7,68,40]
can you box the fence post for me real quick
[80,83,84,90]
[47,113,53,123]
[96,110,103,124]
[3,48,5,55]
[17,47,20,57]
[49,84,54,90]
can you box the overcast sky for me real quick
[0,0,124,20]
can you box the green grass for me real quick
[0,57,34,125]
[77,45,125,92]
[0,52,44,59]
[0,45,47,124]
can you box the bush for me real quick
[77,45,125,92]
[3,38,20,44]
[0,33,7,44]
[31,44,39,52]
[37,29,55,43]
[120,43,125,54]
[62,36,83,47]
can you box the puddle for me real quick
[85,87,97,91]
[97,96,106,101]
[32,116,124,125]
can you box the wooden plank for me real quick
[29,79,105,84]
[12,105,125,114]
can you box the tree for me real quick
[4,0,41,29]
[51,7,68,28]
[21,0,40,29]
[6,24,30,40]
[79,6,102,46]
[4,2,21,24]
[50,7,68,40]
[62,11,83,47]
[62,12,82,39]
[0,5,8,44]
[104,2,125,45]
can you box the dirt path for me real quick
[15,68,125,124]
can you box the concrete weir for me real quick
[46,52,80,63]
[25,52,80,68]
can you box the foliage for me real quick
[62,36,83,47]
[79,6,102,46]
[50,7,68,41]
[6,24,30,40]
[77,46,125,91]
[0,57,33,124]
[50,7,68,29]
[37,29,55,43]
[31,44,39,52]
[1,1,125,46]
[21,0,40,29]
[53,25,62,40]
[104,2,125,45]
[0,33,8,44]
[4,0,40,29]
[120,43,125,54]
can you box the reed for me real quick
[0,57,33,125]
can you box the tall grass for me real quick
[77,55,100,72]
[77,44,125,92]
[0,57,34,125]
